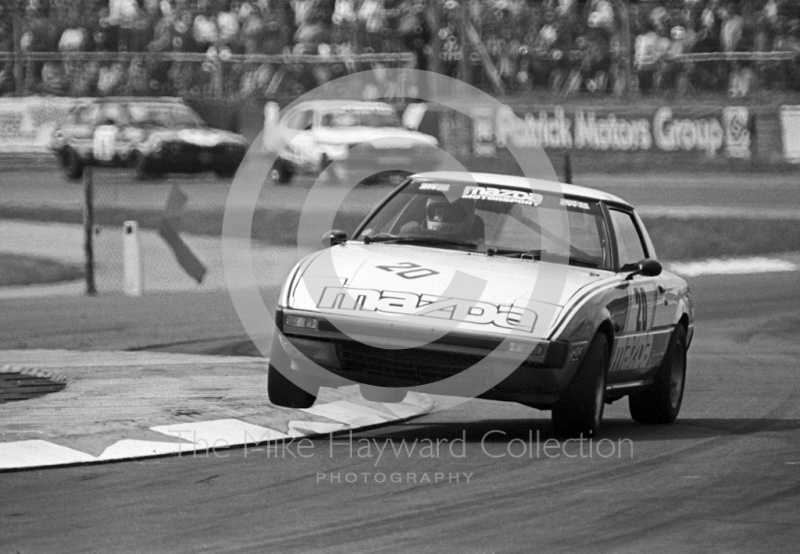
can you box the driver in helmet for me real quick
[401,196,482,244]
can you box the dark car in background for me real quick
[50,97,249,180]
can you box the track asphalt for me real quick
[0,350,434,471]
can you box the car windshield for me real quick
[355,179,612,270]
[128,104,204,128]
[321,108,400,128]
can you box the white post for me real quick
[263,101,281,154]
[123,220,144,296]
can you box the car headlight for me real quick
[285,315,319,330]
[144,137,164,154]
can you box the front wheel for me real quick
[552,333,609,438]
[271,158,295,183]
[267,364,318,409]
[629,325,687,424]
[359,384,408,403]
[266,338,318,408]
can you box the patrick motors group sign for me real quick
[472,105,752,159]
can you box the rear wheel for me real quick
[63,148,83,180]
[552,333,609,438]
[629,325,687,424]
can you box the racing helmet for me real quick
[425,197,476,236]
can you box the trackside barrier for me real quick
[780,106,800,164]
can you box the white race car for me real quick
[268,172,694,437]
[263,100,439,183]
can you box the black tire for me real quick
[268,364,318,409]
[359,384,408,403]
[272,158,294,183]
[629,325,687,424]
[552,333,609,438]
[266,338,318,408]
[214,165,237,179]
[63,148,83,180]
[132,151,156,180]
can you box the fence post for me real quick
[12,10,23,97]
[123,221,143,296]
[428,0,442,97]
[458,0,471,85]
[613,0,633,97]
[83,166,96,295]
[564,153,572,184]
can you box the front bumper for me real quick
[150,142,246,169]
[274,308,582,406]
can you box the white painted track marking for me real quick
[0,440,97,469]
[151,419,290,448]
[669,257,798,277]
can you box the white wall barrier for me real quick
[0,97,83,153]
[780,106,800,164]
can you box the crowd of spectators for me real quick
[458,0,800,95]
[1,0,799,98]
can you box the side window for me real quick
[77,105,100,125]
[101,104,127,125]
[609,209,647,269]
[285,110,312,130]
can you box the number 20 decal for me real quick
[376,262,440,280]
[633,286,649,332]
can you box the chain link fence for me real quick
[0,51,417,99]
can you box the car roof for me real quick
[410,171,631,207]
[295,100,394,111]
[92,97,186,104]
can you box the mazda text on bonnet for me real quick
[269,172,694,437]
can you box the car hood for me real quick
[149,127,247,147]
[287,243,612,338]
[312,127,438,148]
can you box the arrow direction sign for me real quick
[159,185,207,284]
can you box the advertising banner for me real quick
[780,106,800,163]
[472,104,752,160]
[0,97,80,153]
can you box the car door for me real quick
[281,107,315,166]
[92,103,129,165]
[64,104,101,159]
[605,207,660,384]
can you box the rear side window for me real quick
[609,209,647,268]
[285,110,312,130]
[76,105,101,125]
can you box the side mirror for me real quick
[321,229,347,248]
[623,258,662,280]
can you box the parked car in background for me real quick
[268,171,694,438]
[262,100,439,183]
[50,97,249,180]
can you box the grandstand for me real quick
[0,0,799,98]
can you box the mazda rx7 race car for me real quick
[268,172,694,437]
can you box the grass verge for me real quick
[0,253,84,287]
[1,206,799,262]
